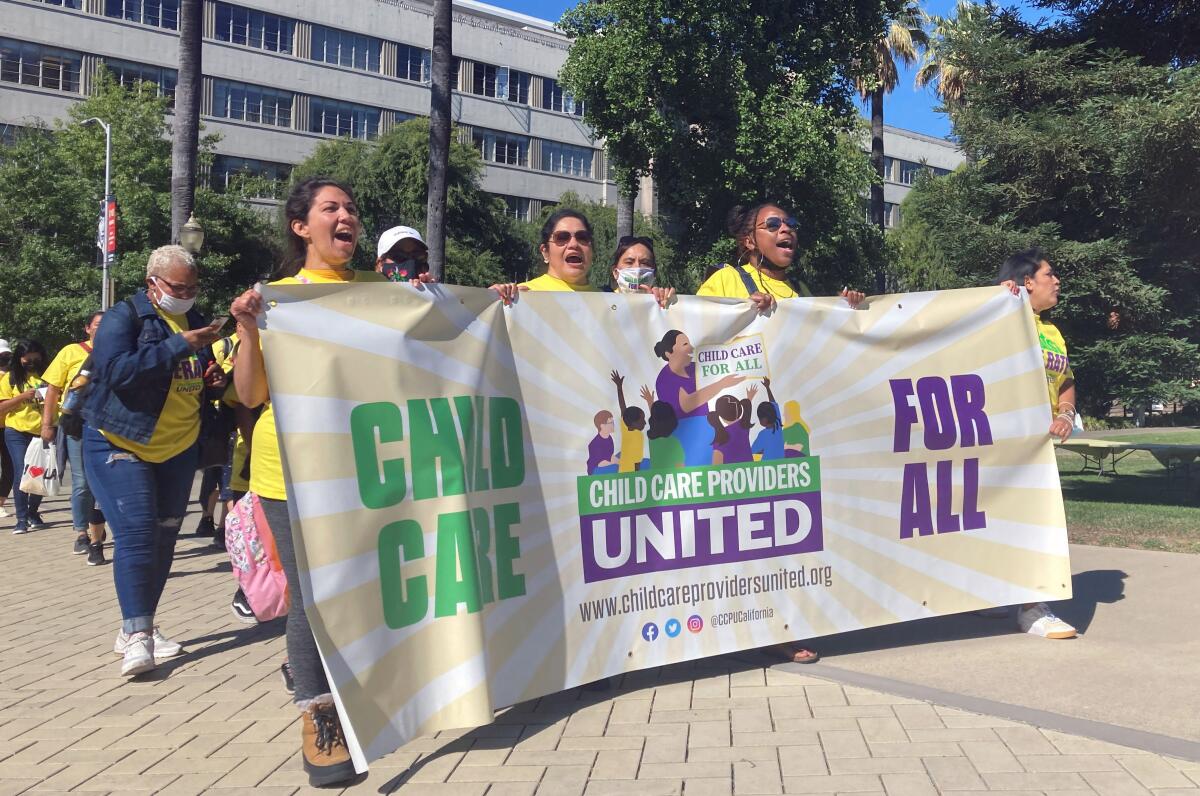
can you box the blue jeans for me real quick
[83,425,197,633]
[4,428,43,528]
[65,434,97,532]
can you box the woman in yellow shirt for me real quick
[0,340,50,533]
[82,247,226,678]
[231,178,426,787]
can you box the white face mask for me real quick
[615,267,655,293]
[152,277,197,315]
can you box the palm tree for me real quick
[857,3,928,256]
[916,1,988,106]
[425,0,452,280]
[170,0,202,244]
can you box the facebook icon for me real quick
[641,622,659,642]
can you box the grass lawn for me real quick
[1056,429,1200,554]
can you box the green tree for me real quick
[0,73,274,350]
[897,8,1200,415]
[559,0,897,295]
[288,119,531,287]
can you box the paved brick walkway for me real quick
[1,495,1197,795]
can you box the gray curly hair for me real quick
[145,245,196,278]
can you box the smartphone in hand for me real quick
[208,315,232,334]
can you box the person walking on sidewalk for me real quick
[0,340,51,534]
[82,245,227,677]
[993,247,1079,640]
[40,311,108,563]
[229,178,433,787]
[0,340,14,520]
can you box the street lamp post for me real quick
[179,213,205,255]
[81,117,112,309]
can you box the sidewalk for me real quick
[0,492,1197,795]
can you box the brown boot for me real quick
[301,701,356,786]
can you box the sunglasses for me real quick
[758,216,799,233]
[618,235,655,249]
[549,230,593,246]
[152,275,200,298]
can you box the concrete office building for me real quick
[872,124,965,229]
[2,0,961,224]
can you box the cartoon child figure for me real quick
[783,399,812,457]
[709,385,757,465]
[610,371,652,472]
[751,378,785,461]
[645,398,685,469]
[587,411,618,474]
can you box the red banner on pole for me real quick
[105,197,118,254]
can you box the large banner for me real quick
[258,284,1071,769]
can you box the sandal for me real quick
[778,644,820,664]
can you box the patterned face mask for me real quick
[381,259,424,282]
[616,268,655,292]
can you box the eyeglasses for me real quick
[153,275,200,298]
[618,235,655,249]
[758,216,799,233]
[549,230,593,246]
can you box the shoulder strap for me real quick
[725,263,761,297]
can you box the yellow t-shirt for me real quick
[42,342,91,400]
[0,373,47,434]
[697,264,811,300]
[251,267,386,501]
[618,420,645,473]
[102,309,204,463]
[521,273,599,292]
[1035,313,1074,414]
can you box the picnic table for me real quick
[1056,438,1200,479]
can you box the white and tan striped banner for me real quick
[258,283,1071,770]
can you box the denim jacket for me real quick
[83,289,214,444]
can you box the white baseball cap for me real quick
[376,226,427,259]
[0,339,10,355]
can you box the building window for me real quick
[211,78,292,127]
[397,43,429,82]
[0,38,82,93]
[103,0,178,30]
[310,97,381,140]
[542,78,584,116]
[898,160,926,185]
[541,140,593,177]
[472,62,499,97]
[472,128,529,167]
[105,58,176,103]
[211,155,291,199]
[498,194,532,222]
[507,69,531,104]
[885,201,901,228]
[311,26,381,72]
[32,0,83,8]
[213,3,294,54]
[932,166,951,177]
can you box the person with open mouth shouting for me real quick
[698,202,865,311]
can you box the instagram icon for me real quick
[686,615,703,634]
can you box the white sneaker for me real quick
[114,628,183,659]
[120,631,156,677]
[1017,603,1077,639]
[0,506,8,518]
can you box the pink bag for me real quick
[225,493,290,620]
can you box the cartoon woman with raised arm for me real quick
[653,330,743,467]
[751,379,786,461]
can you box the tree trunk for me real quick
[616,176,636,241]
[425,0,452,281]
[170,0,202,244]
[870,86,886,293]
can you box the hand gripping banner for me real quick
[257,284,1072,769]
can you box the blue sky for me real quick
[486,0,1059,140]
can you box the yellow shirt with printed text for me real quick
[1035,313,1074,415]
[697,264,811,300]
[521,273,599,292]
[102,309,204,463]
[251,267,386,501]
[0,374,47,434]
